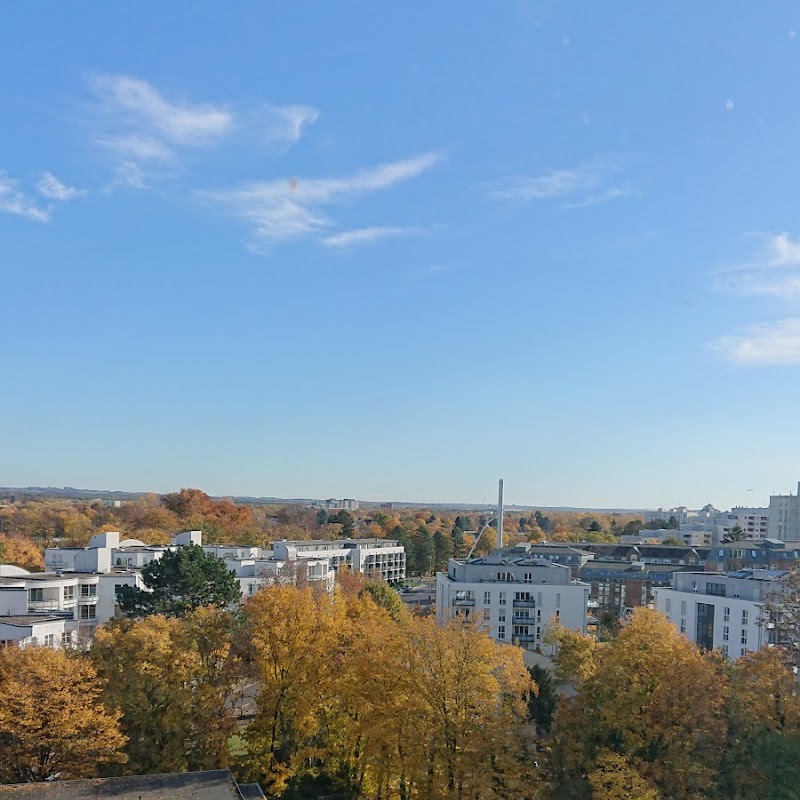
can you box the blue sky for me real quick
[3,2,800,509]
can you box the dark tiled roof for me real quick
[0,770,248,799]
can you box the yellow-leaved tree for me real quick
[548,608,728,800]
[90,608,240,775]
[0,646,127,782]
[241,585,347,796]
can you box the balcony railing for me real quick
[453,598,475,607]
[512,599,536,608]
[78,595,98,605]
[514,634,536,643]
[27,599,62,611]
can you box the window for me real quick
[524,572,532,584]
[498,625,506,639]
[742,609,749,625]
[724,607,730,622]
[721,644,729,658]
[483,591,491,605]
[740,647,747,657]
[61,632,73,647]
[498,612,506,622]
[63,586,74,600]
[499,591,506,606]
[696,603,715,651]
[723,625,729,641]
[741,630,747,645]
[80,584,97,597]
[28,588,43,602]
[706,582,726,597]
[680,618,686,634]
[482,609,490,621]
[44,634,55,647]
[665,598,672,613]
[79,605,96,620]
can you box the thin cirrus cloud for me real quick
[88,74,319,187]
[713,231,800,296]
[321,225,427,249]
[200,152,441,247]
[489,161,633,208]
[0,171,50,222]
[708,319,800,366]
[36,172,86,201]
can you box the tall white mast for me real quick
[498,478,504,550]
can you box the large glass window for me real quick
[696,602,715,651]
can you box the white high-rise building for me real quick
[768,483,800,541]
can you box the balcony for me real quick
[453,598,475,607]
[514,634,537,643]
[27,599,62,611]
[78,595,98,605]
[513,599,536,608]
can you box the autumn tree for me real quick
[547,609,728,800]
[717,648,800,800]
[240,585,346,795]
[116,543,240,617]
[359,581,405,621]
[90,609,241,775]
[0,535,44,571]
[0,646,126,782]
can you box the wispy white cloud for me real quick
[321,225,426,248]
[0,171,50,222]
[491,164,602,201]
[36,172,86,201]
[489,160,632,209]
[708,318,800,366]
[261,104,319,146]
[561,187,634,209]
[87,75,319,188]
[201,152,441,245]
[713,231,800,296]
[90,74,233,146]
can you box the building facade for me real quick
[768,483,800,541]
[436,556,589,654]
[654,569,784,660]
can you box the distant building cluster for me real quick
[324,498,359,511]
[0,530,405,650]
[5,481,800,664]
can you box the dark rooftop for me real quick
[0,770,253,799]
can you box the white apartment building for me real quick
[722,507,770,539]
[643,505,721,526]
[635,523,725,547]
[4,531,406,648]
[654,569,784,660]
[0,566,145,648]
[436,556,590,655]
[270,538,406,583]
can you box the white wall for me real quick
[436,573,588,655]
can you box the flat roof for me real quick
[0,615,68,626]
